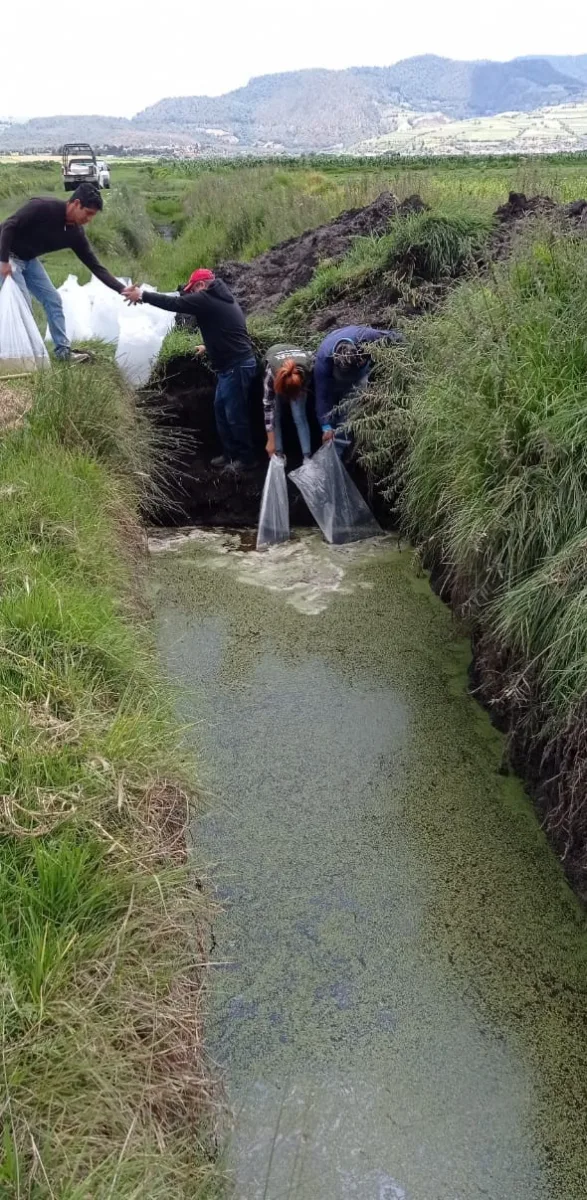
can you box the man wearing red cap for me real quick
[123,270,257,470]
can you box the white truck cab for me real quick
[61,144,110,191]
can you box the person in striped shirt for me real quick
[263,343,315,462]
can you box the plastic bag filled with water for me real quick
[289,441,381,544]
[0,275,50,373]
[257,455,290,548]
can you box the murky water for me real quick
[151,530,587,1200]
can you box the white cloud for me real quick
[1,0,586,120]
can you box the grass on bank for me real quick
[0,363,221,1197]
[353,223,587,873]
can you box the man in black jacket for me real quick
[124,269,258,470]
[0,183,125,362]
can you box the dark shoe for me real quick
[56,351,91,365]
[211,455,227,468]
[222,459,258,475]
[236,460,263,473]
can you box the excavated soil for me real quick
[490,191,587,260]
[217,192,426,314]
[301,191,587,334]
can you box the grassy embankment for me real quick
[0,364,222,1196]
[349,222,587,889]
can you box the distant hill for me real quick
[134,55,587,149]
[1,54,587,154]
[352,101,587,157]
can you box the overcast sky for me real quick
[2,0,586,120]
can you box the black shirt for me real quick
[142,279,253,372]
[0,197,123,293]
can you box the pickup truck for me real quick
[61,143,101,191]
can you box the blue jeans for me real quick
[214,357,257,465]
[274,391,311,458]
[9,257,69,359]
[330,369,370,459]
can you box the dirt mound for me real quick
[490,191,587,260]
[305,191,587,334]
[217,192,427,315]
[495,191,558,222]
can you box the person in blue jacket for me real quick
[314,325,404,457]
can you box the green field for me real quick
[3,153,587,292]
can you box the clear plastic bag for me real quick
[289,441,381,544]
[45,274,93,343]
[257,455,290,548]
[0,275,50,373]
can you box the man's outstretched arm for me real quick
[123,285,204,316]
[73,229,125,293]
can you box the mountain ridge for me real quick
[1,54,587,154]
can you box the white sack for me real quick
[86,276,127,344]
[140,285,177,337]
[115,307,164,386]
[0,276,50,372]
[45,274,93,343]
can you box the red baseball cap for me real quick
[184,268,215,292]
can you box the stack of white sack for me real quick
[45,275,128,346]
[86,276,129,344]
[1,276,50,373]
[140,286,177,338]
[44,273,178,386]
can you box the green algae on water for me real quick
[153,531,587,1200]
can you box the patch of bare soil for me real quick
[490,191,587,259]
[0,382,29,430]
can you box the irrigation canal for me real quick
[151,529,587,1200]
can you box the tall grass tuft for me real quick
[88,185,155,268]
[140,165,393,289]
[0,364,222,1196]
